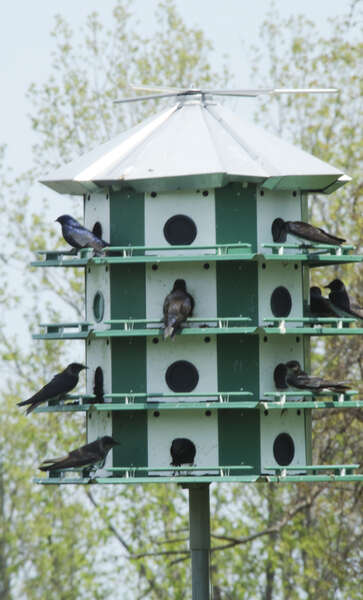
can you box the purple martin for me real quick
[310,286,340,318]
[39,436,119,476]
[325,279,363,320]
[272,218,346,245]
[285,360,350,393]
[163,279,194,339]
[56,215,110,255]
[17,362,87,414]
[170,438,196,467]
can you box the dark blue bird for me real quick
[39,436,119,476]
[272,218,345,245]
[17,362,87,414]
[285,360,350,393]
[309,286,340,318]
[325,279,363,320]
[56,215,110,255]
[163,279,194,339]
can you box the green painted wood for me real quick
[34,474,363,485]
[215,182,257,251]
[217,262,258,322]
[217,335,259,398]
[110,264,146,320]
[33,399,363,414]
[218,409,260,475]
[110,189,144,247]
[111,338,146,398]
[95,326,258,338]
[112,410,148,471]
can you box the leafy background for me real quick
[0,1,362,598]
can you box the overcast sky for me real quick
[1,0,352,175]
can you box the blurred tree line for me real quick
[0,1,361,598]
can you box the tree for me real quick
[1,1,362,598]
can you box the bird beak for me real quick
[323,284,331,288]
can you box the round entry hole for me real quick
[273,433,295,466]
[92,221,102,239]
[270,286,292,317]
[163,214,197,245]
[165,360,199,393]
[93,291,105,322]
[273,363,288,389]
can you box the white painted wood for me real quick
[144,189,215,255]
[146,335,218,402]
[147,409,218,476]
[259,334,304,398]
[85,263,110,331]
[256,188,302,254]
[260,408,306,473]
[84,191,110,241]
[86,338,113,475]
[257,261,303,326]
[145,261,217,325]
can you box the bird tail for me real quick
[164,325,175,340]
[164,316,178,340]
[17,398,32,407]
[327,382,351,392]
[17,398,40,415]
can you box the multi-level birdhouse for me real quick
[34,93,362,484]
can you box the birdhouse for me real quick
[34,91,362,484]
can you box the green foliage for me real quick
[0,1,361,599]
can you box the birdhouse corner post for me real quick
[32,87,363,598]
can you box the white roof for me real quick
[40,98,349,195]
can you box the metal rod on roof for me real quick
[113,86,338,104]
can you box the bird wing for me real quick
[41,440,104,471]
[19,372,77,407]
[296,375,324,390]
[310,295,341,317]
[288,222,345,244]
[66,225,100,249]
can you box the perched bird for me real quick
[17,362,87,414]
[325,279,363,320]
[309,286,340,318]
[285,360,350,393]
[39,436,119,476]
[163,279,194,339]
[170,438,196,467]
[56,215,110,255]
[272,218,346,245]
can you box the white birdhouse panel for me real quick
[257,261,303,326]
[256,188,302,253]
[258,335,304,398]
[84,191,110,241]
[144,189,216,255]
[86,338,112,398]
[147,409,218,476]
[146,335,218,402]
[86,264,110,330]
[145,261,217,323]
[86,410,113,476]
[260,409,307,473]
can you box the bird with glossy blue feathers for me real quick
[56,215,110,255]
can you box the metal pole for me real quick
[187,483,211,600]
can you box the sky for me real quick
[0,0,352,176]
